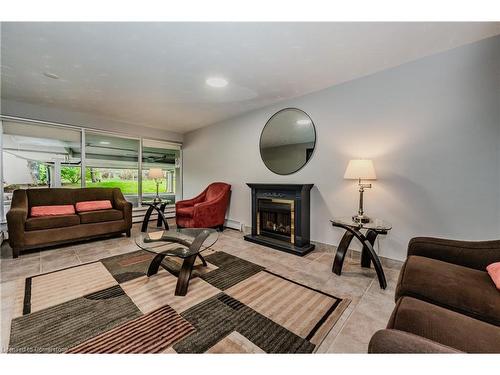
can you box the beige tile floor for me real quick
[0,222,403,353]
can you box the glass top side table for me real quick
[140,200,173,232]
[330,217,392,289]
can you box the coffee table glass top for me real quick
[135,228,219,258]
[331,217,392,231]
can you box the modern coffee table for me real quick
[135,228,219,296]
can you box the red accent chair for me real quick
[175,182,231,229]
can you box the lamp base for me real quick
[153,181,162,204]
[352,214,371,224]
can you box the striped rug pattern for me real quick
[66,304,195,354]
[173,292,315,353]
[226,270,343,340]
[200,252,265,290]
[118,253,155,267]
[30,262,117,313]
[206,331,265,353]
[9,285,142,353]
[121,270,220,314]
[10,249,349,353]
[101,250,156,283]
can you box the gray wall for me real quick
[183,36,500,261]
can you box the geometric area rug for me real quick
[8,250,350,353]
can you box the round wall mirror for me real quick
[260,108,316,175]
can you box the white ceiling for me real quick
[1,22,499,134]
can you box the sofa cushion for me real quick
[388,297,500,353]
[176,206,194,218]
[24,220,127,248]
[79,209,123,224]
[486,262,500,290]
[25,214,80,231]
[31,205,75,217]
[396,255,500,326]
[76,200,112,212]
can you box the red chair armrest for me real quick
[176,188,208,209]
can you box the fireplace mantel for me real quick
[244,183,315,256]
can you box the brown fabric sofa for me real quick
[7,188,132,258]
[369,237,500,353]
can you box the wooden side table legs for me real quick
[156,203,167,228]
[141,203,169,233]
[332,231,355,275]
[332,225,387,289]
[361,229,379,268]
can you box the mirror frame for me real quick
[259,107,317,176]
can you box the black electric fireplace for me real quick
[244,183,315,256]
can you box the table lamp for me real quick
[149,168,164,203]
[344,159,376,223]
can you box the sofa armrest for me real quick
[407,237,500,271]
[368,329,461,353]
[112,189,132,229]
[6,190,29,255]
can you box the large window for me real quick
[84,132,140,207]
[1,119,182,222]
[1,121,82,221]
[2,121,82,191]
[142,139,181,204]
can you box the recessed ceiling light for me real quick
[99,141,110,145]
[296,119,311,125]
[206,77,228,88]
[43,72,60,79]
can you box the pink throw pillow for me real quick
[75,200,113,212]
[31,205,75,217]
[486,262,500,290]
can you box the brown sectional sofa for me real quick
[369,237,500,353]
[7,188,132,258]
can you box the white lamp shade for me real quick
[148,168,164,179]
[344,159,377,180]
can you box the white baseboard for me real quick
[224,218,243,231]
[223,218,252,234]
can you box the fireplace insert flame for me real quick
[257,199,294,243]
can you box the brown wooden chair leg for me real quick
[175,254,197,296]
